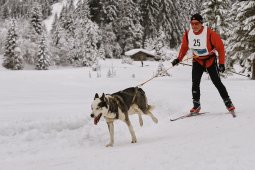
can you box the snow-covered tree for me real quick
[201,0,231,39]
[226,1,255,73]
[154,27,168,60]
[76,0,91,19]
[157,0,186,48]
[67,0,100,66]
[35,35,51,70]
[114,0,143,52]
[1,5,9,19]
[58,4,75,37]
[50,22,70,65]
[144,38,155,51]
[69,19,100,66]
[100,23,120,58]
[39,0,52,19]
[2,20,24,70]
[16,19,38,65]
[0,21,8,54]
[89,0,119,26]
[155,61,170,77]
[139,0,160,46]
[98,44,106,59]
[30,2,43,36]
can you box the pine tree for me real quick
[157,0,186,48]
[89,0,103,24]
[226,1,255,73]
[67,0,100,66]
[114,0,143,52]
[89,0,119,26]
[201,0,231,39]
[38,0,52,19]
[30,2,43,35]
[2,20,24,70]
[139,0,160,47]
[35,35,51,70]
[155,27,168,60]
[101,23,119,58]
[2,5,9,19]
[155,61,170,77]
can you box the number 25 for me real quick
[193,39,200,46]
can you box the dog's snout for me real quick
[90,113,94,118]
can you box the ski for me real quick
[170,112,207,121]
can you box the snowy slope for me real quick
[0,59,255,170]
[43,0,79,32]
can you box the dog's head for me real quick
[91,93,108,125]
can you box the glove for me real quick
[218,64,225,73]
[172,58,180,66]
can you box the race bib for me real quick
[188,26,209,56]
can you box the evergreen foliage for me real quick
[155,61,170,77]
[2,20,24,70]
[35,35,51,70]
[30,2,44,36]
[201,0,231,39]
[226,1,255,73]
[0,0,254,74]
[0,0,52,19]
[139,0,160,46]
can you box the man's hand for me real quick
[218,64,225,73]
[172,58,180,66]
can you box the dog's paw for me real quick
[139,119,143,127]
[131,139,137,143]
[106,143,113,147]
[152,117,158,124]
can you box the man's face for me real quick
[191,20,202,32]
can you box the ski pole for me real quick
[180,62,192,67]
[180,62,250,78]
[227,70,250,78]
[136,56,194,87]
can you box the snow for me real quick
[125,48,156,56]
[43,1,63,33]
[1,58,255,170]
[43,0,79,33]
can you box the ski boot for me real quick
[190,100,201,114]
[224,98,235,111]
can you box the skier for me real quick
[171,13,235,113]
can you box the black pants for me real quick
[192,59,229,101]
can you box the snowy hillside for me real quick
[0,59,255,170]
[43,0,79,32]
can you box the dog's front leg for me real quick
[126,120,137,143]
[106,121,114,147]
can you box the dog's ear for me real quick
[94,93,99,99]
[100,93,105,101]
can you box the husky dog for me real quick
[91,87,158,147]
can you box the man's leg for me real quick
[207,61,229,99]
[192,61,204,101]
[207,60,235,111]
[191,61,204,112]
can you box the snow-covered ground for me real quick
[0,58,255,170]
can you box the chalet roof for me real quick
[125,49,156,57]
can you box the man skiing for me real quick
[171,13,235,113]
